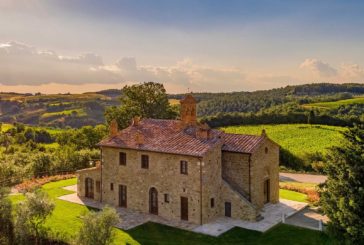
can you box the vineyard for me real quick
[221,124,346,170]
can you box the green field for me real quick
[0,123,13,132]
[8,178,331,244]
[221,124,345,157]
[41,108,87,119]
[303,97,364,109]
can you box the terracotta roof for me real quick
[221,133,265,154]
[97,119,266,156]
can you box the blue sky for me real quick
[0,0,364,93]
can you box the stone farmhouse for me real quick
[77,95,279,225]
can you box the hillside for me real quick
[0,92,119,128]
[2,83,364,128]
[303,97,364,109]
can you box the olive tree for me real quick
[14,190,55,245]
[77,206,120,245]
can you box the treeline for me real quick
[169,83,364,117]
[0,123,108,185]
[201,103,363,128]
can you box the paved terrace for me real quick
[59,185,306,236]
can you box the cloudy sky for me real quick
[1,0,364,94]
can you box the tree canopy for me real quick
[319,125,364,243]
[105,82,178,129]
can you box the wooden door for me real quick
[225,202,231,217]
[264,179,270,204]
[85,178,94,199]
[149,188,158,215]
[119,185,127,208]
[181,197,188,221]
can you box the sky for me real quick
[1,0,364,94]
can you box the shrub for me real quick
[76,206,120,245]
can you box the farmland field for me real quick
[303,97,364,109]
[221,124,346,157]
[41,108,87,119]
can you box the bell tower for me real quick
[180,94,197,125]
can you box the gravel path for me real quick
[279,172,327,184]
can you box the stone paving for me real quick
[59,185,307,236]
[285,206,329,231]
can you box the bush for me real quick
[77,206,120,245]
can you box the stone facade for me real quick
[76,95,280,225]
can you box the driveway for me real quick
[279,172,327,184]
[285,206,329,231]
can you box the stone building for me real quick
[77,95,279,224]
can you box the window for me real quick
[119,152,126,165]
[110,183,114,191]
[180,160,188,175]
[141,155,149,169]
[265,147,268,154]
[210,198,215,208]
[164,194,170,203]
[96,181,101,193]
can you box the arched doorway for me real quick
[149,187,158,215]
[85,177,94,199]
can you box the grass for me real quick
[41,108,87,119]
[303,97,364,109]
[9,178,139,245]
[279,189,308,203]
[9,179,332,245]
[128,222,332,245]
[221,124,345,157]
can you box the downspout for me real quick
[100,147,103,203]
[248,154,252,202]
[199,157,203,225]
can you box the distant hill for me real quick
[1,83,364,128]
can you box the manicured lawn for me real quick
[10,178,139,245]
[129,222,333,245]
[279,189,307,202]
[9,179,332,245]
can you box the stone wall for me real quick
[77,167,101,201]
[221,152,250,195]
[220,181,258,221]
[250,137,280,209]
[200,143,223,223]
[100,147,204,224]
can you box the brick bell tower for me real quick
[180,94,197,125]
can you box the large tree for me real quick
[105,82,178,129]
[319,125,364,243]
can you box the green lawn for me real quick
[303,96,364,109]
[9,179,332,245]
[221,124,345,157]
[9,178,139,245]
[279,189,307,203]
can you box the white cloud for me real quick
[340,63,364,80]
[0,41,251,92]
[300,58,337,77]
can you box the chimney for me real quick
[196,123,211,140]
[261,129,267,137]
[135,130,144,145]
[109,119,118,136]
[132,116,141,126]
[180,94,197,125]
